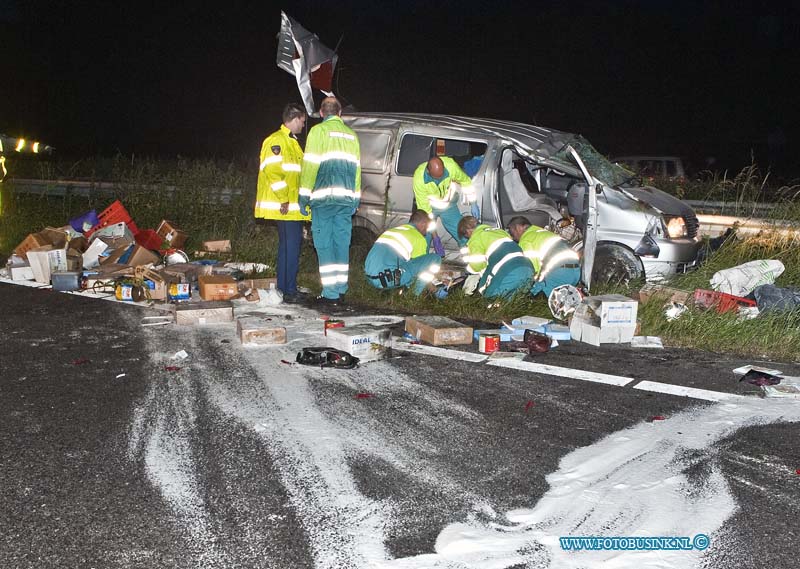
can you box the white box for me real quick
[570,294,638,346]
[82,238,109,269]
[326,324,392,362]
[10,264,35,281]
[26,248,54,283]
[48,248,68,272]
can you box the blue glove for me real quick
[435,287,449,299]
[470,203,481,219]
[351,207,357,215]
[432,235,445,257]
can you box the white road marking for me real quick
[487,358,634,387]
[393,343,489,363]
[633,380,744,402]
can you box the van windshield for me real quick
[554,136,634,187]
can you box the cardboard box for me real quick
[198,275,238,301]
[82,239,110,269]
[126,245,160,267]
[157,220,188,250]
[237,318,287,345]
[638,283,692,305]
[569,294,638,346]
[405,315,473,346]
[91,222,135,242]
[202,239,231,252]
[26,246,55,283]
[239,277,277,291]
[13,233,49,260]
[175,301,234,325]
[162,262,212,283]
[96,233,135,251]
[326,324,392,362]
[10,263,34,281]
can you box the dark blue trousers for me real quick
[276,220,303,295]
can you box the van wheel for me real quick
[350,226,377,263]
[591,243,644,286]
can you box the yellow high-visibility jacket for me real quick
[255,124,310,221]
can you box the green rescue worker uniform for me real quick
[364,224,442,295]
[518,225,581,297]
[299,115,361,300]
[462,225,533,298]
[412,156,475,245]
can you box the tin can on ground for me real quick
[479,333,500,354]
[324,319,345,336]
[168,283,191,301]
[116,283,145,302]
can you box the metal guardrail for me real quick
[684,199,777,215]
[6,178,245,205]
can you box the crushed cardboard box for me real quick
[569,294,638,346]
[237,318,287,345]
[405,315,473,346]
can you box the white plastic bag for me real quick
[710,260,784,297]
[263,288,284,305]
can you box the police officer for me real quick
[457,216,533,299]
[254,103,309,303]
[507,216,580,297]
[299,97,361,305]
[364,210,445,297]
[413,156,477,249]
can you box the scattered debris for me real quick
[405,315,472,346]
[295,347,359,369]
[739,369,782,386]
[693,289,757,313]
[762,376,800,398]
[164,366,181,372]
[710,260,785,297]
[525,400,535,412]
[631,336,664,349]
[115,373,126,379]
[570,294,638,346]
[753,284,800,313]
[71,357,90,365]
[548,285,583,320]
[326,324,392,362]
[648,415,666,422]
[355,392,374,399]
[664,302,688,321]
[237,318,287,345]
[732,365,782,376]
[172,350,189,360]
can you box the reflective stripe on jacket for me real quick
[255,124,309,221]
[299,116,361,211]
[462,225,514,275]
[518,225,579,277]
[375,224,428,262]
[412,156,475,214]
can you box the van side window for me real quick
[356,131,392,173]
[396,134,487,176]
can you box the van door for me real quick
[567,146,599,291]
[496,147,562,230]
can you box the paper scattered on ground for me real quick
[763,376,800,398]
[732,364,782,376]
[630,336,664,348]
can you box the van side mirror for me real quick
[595,183,603,194]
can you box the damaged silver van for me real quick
[343,112,702,285]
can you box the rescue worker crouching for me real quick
[413,156,477,251]
[364,210,446,298]
[507,216,581,297]
[457,216,533,299]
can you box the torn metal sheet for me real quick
[277,11,338,116]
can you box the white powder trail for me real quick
[381,397,800,569]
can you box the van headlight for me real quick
[664,216,687,239]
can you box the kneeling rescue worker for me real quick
[364,210,445,297]
[457,215,533,299]
[507,216,581,297]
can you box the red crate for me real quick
[85,200,139,237]
[693,289,757,313]
[135,229,165,251]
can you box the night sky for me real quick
[3,1,798,175]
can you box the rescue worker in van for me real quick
[413,156,478,250]
[364,210,447,297]
[507,216,581,297]
[457,216,533,299]
[299,97,361,305]
[254,102,309,303]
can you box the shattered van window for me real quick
[555,136,632,187]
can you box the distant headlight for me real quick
[665,216,687,239]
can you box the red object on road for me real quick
[525,400,535,412]
[280,359,293,365]
[71,357,90,365]
[164,366,181,372]
[356,392,374,399]
[650,415,666,421]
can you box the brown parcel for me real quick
[198,275,238,301]
[202,240,232,253]
[237,318,287,345]
[175,301,234,325]
[156,220,188,250]
[405,315,473,346]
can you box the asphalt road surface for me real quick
[1,281,799,569]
